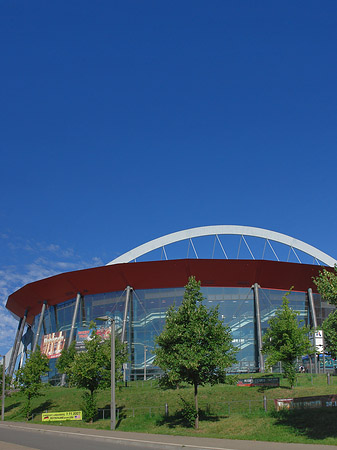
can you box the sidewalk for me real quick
[0,422,334,450]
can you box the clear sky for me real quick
[1,1,336,355]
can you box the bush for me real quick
[179,396,198,427]
[81,392,98,423]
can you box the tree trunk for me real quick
[194,382,199,429]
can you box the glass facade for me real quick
[31,286,331,383]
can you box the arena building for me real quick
[5,226,337,382]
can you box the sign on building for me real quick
[41,332,66,359]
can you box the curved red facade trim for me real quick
[6,259,327,324]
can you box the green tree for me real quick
[56,340,76,383]
[16,347,50,420]
[262,292,312,388]
[322,310,337,359]
[313,265,337,305]
[69,322,127,422]
[154,276,237,429]
[313,266,337,358]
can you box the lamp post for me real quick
[1,355,5,422]
[144,346,147,381]
[111,318,115,431]
[96,316,115,430]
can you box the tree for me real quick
[313,265,337,305]
[262,292,312,388]
[69,322,127,422]
[313,266,337,358]
[154,276,237,429]
[16,347,50,420]
[322,310,337,359]
[56,340,76,383]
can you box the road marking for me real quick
[0,424,236,450]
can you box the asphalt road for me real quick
[0,423,334,450]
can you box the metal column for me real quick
[8,309,28,380]
[68,293,82,346]
[121,286,132,343]
[253,283,264,373]
[308,288,318,328]
[308,288,318,374]
[32,301,47,352]
[60,293,81,386]
[7,319,22,379]
[1,355,5,422]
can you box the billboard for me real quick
[75,325,111,352]
[41,332,66,359]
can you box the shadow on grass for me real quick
[5,402,21,413]
[257,385,290,393]
[272,408,337,440]
[31,400,54,416]
[156,410,225,429]
[99,404,127,428]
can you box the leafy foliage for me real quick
[154,276,236,428]
[322,310,337,359]
[313,265,337,359]
[16,347,50,419]
[56,340,76,381]
[178,396,198,427]
[81,391,98,422]
[262,292,312,388]
[68,322,127,422]
[313,265,337,305]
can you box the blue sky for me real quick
[1,1,336,355]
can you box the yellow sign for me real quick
[42,411,82,421]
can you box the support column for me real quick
[68,293,82,346]
[308,288,318,373]
[308,288,318,328]
[253,283,264,373]
[8,309,28,380]
[7,319,22,379]
[121,286,132,343]
[32,301,47,352]
[60,293,81,386]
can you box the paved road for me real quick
[0,423,334,450]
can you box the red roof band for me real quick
[6,259,328,325]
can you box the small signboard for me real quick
[42,411,82,421]
[309,330,324,353]
[275,395,337,411]
[237,377,280,387]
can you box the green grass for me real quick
[3,373,337,445]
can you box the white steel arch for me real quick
[107,225,337,267]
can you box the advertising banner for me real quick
[275,395,337,411]
[75,325,111,352]
[42,411,82,421]
[41,332,66,359]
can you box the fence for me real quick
[97,397,274,420]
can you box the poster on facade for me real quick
[75,328,93,352]
[41,332,66,359]
[75,325,111,352]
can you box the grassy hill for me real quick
[3,373,337,445]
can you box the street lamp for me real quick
[1,355,5,422]
[96,316,115,430]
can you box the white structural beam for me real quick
[107,225,337,267]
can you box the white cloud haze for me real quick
[0,234,103,355]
